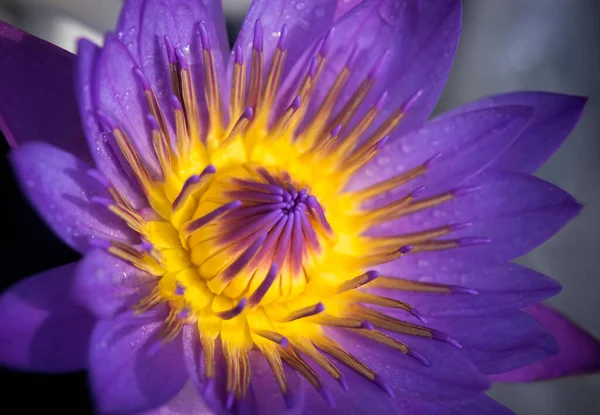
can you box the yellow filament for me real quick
[411,239,462,252]
[151,129,173,175]
[351,107,406,159]
[202,49,222,134]
[230,61,246,122]
[301,67,351,146]
[350,307,434,339]
[333,103,380,159]
[367,226,454,252]
[350,291,416,313]
[387,192,456,219]
[292,338,344,382]
[112,128,152,193]
[369,277,456,293]
[144,90,170,138]
[352,164,428,203]
[260,344,289,395]
[322,77,375,143]
[361,193,417,225]
[278,303,324,323]
[253,329,287,345]
[248,48,264,110]
[174,108,191,161]
[335,272,376,294]
[280,347,321,388]
[313,337,375,380]
[181,69,201,142]
[351,329,410,354]
[261,48,286,116]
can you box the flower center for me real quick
[88,19,484,409]
[184,168,331,304]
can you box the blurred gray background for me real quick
[1,0,598,413]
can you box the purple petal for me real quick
[491,305,600,382]
[371,170,581,262]
[0,22,92,163]
[373,259,561,317]
[93,35,161,178]
[425,312,558,375]
[136,0,229,124]
[326,328,490,400]
[182,326,305,414]
[441,91,588,173]
[352,106,534,196]
[76,38,145,208]
[302,365,399,415]
[10,141,136,253]
[230,0,336,87]
[333,0,364,20]
[247,350,306,415]
[0,263,95,372]
[73,249,153,319]
[89,311,187,414]
[119,0,229,68]
[292,0,461,140]
[141,382,215,415]
[181,324,228,414]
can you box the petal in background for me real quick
[291,0,461,141]
[328,328,490,401]
[425,312,558,375]
[141,382,215,415]
[76,38,146,208]
[370,170,581,263]
[246,350,306,415]
[10,141,136,253]
[230,0,336,88]
[440,91,588,173]
[135,0,230,125]
[373,258,561,317]
[0,22,92,164]
[89,310,188,414]
[352,106,533,196]
[93,35,161,178]
[117,0,229,67]
[182,326,305,415]
[0,263,95,373]
[73,249,153,319]
[491,304,600,382]
[333,0,364,20]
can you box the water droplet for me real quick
[417,259,429,268]
[315,7,325,17]
[296,2,305,10]
[443,124,455,133]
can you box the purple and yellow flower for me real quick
[1,0,599,413]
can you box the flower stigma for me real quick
[89,21,485,408]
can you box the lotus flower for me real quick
[0,0,598,414]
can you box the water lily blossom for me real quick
[1,0,598,414]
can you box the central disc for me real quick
[186,166,332,303]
